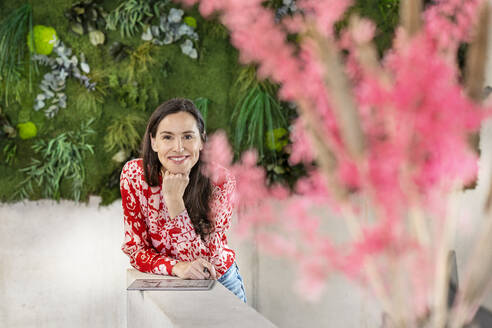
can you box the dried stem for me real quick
[294,22,369,200]
[349,16,391,87]
[486,176,492,213]
[296,98,342,198]
[409,205,431,247]
[431,191,459,328]
[400,0,423,37]
[306,26,365,161]
[342,204,396,321]
[465,1,489,102]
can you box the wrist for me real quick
[172,262,186,276]
[171,262,179,276]
[167,199,185,217]
[164,195,184,205]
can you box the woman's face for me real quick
[150,111,203,175]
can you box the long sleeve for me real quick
[169,171,236,274]
[120,161,177,275]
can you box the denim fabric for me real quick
[218,262,247,303]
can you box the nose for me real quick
[174,138,184,152]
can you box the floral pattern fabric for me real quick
[120,158,236,277]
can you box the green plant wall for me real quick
[0,0,400,205]
[0,0,242,204]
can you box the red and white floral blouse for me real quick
[120,158,236,277]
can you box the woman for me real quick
[120,98,246,303]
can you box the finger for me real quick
[189,266,206,280]
[196,257,207,268]
[192,259,206,272]
[199,259,216,280]
[193,260,210,279]
[201,267,210,279]
[204,263,216,280]
[209,264,217,280]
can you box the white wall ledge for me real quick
[126,268,277,328]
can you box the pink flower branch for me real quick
[179,0,492,325]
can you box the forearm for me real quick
[123,242,178,275]
[165,196,186,219]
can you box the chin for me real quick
[166,165,190,175]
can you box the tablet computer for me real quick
[127,278,215,291]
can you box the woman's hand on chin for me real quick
[172,258,217,280]
[162,170,189,198]
[162,170,189,218]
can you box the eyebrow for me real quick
[159,130,196,135]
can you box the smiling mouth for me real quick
[168,155,190,164]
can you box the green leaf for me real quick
[233,87,258,152]
[257,91,265,160]
[0,4,35,104]
[264,92,277,163]
[16,120,95,201]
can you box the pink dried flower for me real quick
[201,131,233,185]
[350,18,376,44]
[289,118,315,165]
[297,0,353,38]
[175,0,492,320]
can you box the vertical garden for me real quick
[0,0,399,205]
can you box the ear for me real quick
[150,136,158,152]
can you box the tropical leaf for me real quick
[194,97,210,128]
[233,87,258,152]
[231,82,288,163]
[0,4,37,104]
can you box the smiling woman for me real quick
[120,98,247,303]
[150,111,203,176]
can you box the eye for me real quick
[162,135,172,140]
[184,134,193,140]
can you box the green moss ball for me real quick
[266,128,288,151]
[17,121,38,140]
[184,16,197,29]
[27,25,58,55]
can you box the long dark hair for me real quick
[141,98,213,240]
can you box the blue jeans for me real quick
[218,262,247,303]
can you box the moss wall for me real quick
[0,0,241,204]
[0,0,400,205]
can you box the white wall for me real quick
[0,196,381,327]
[0,197,128,328]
